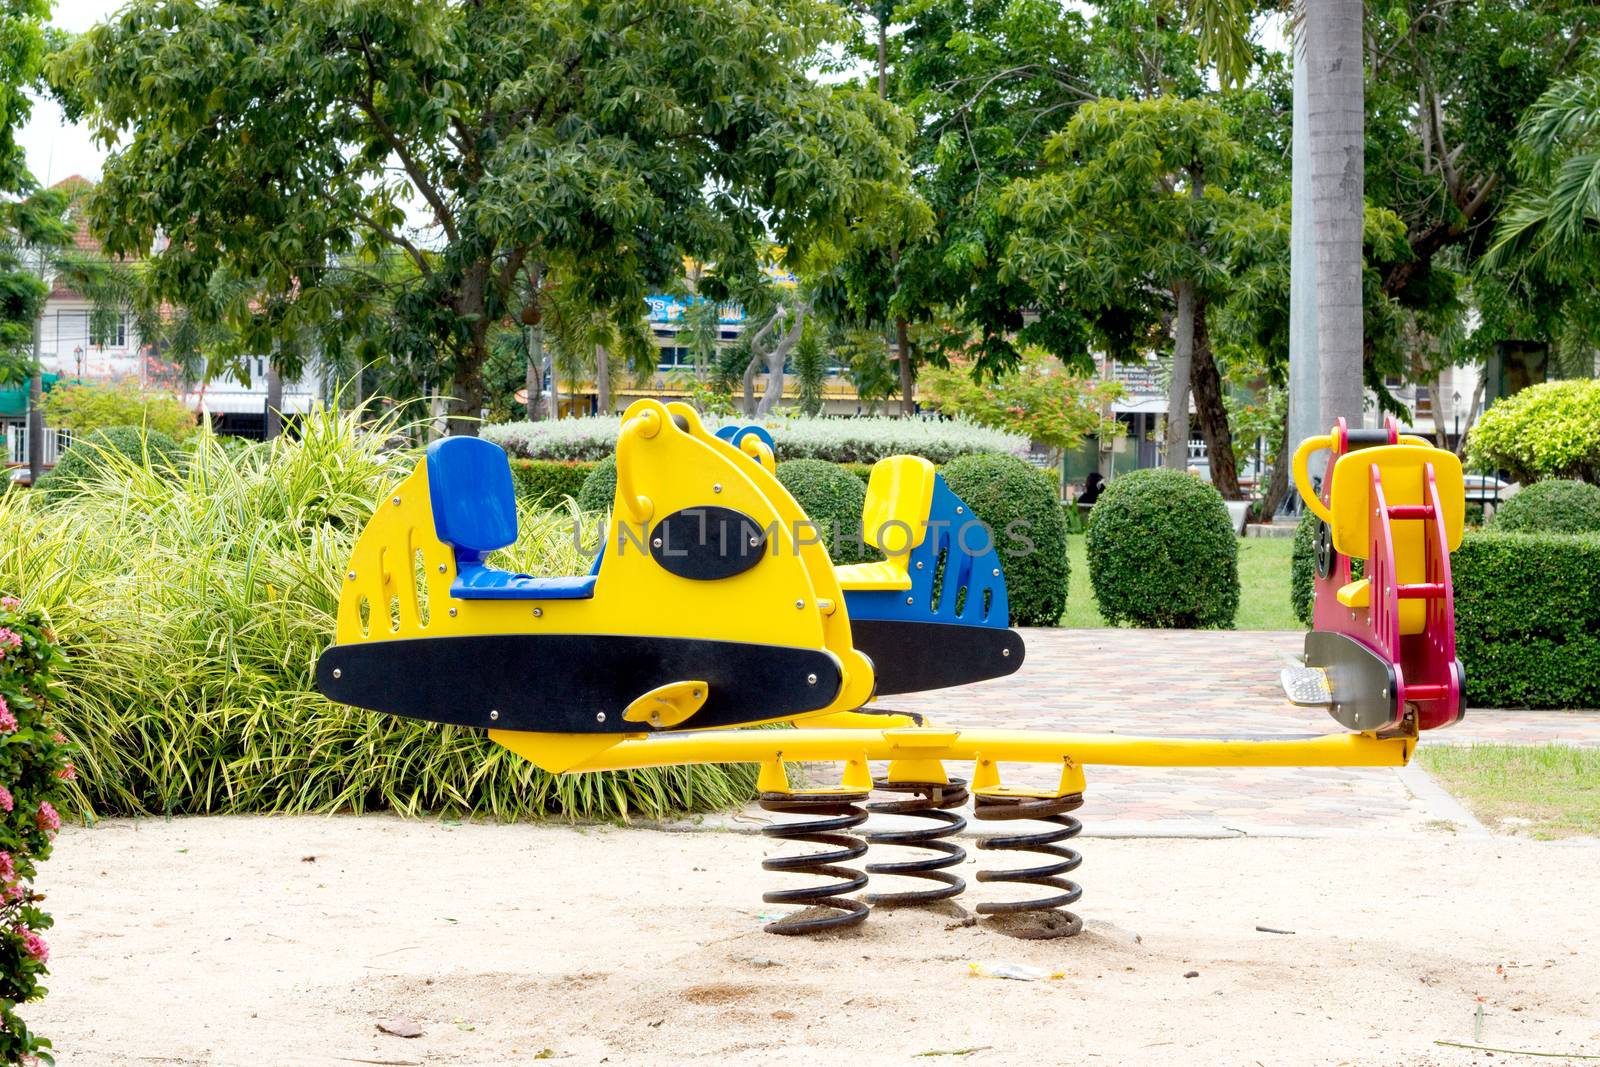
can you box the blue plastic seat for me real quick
[426,437,598,601]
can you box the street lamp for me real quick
[1452,389,1462,448]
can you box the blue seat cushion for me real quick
[427,437,518,556]
[451,567,598,600]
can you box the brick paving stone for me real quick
[844,628,1600,833]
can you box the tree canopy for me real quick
[54,0,909,432]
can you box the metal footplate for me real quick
[1279,666,1333,707]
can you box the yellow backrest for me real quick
[1330,444,1464,636]
[863,455,938,556]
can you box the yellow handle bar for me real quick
[616,407,661,523]
[1292,434,1335,524]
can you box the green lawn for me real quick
[1419,744,1600,838]
[1060,534,1300,631]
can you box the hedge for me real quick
[508,459,596,508]
[774,459,877,565]
[1086,468,1239,629]
[482,414,1029,464]
[941,454,1069,627]
[1290,525,1600,708]
[1290,510,1318,626]
[576,456,617,512]
[1490,479,1600,535]
[1453,532,1600,708]
[0,599,73,1064]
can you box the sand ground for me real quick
[29,815,1600,1066]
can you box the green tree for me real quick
[54,0,907,435]
[1000,96,1248,492]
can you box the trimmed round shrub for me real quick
[1086,468,1239,628]
[576,455,617,512]
[940,454,1068,627]
[1467,377,1600,484]
[775,458,876,565]
[37,425,183,502]
[1489,479,1600,535]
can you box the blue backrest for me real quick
[426,437,518,557]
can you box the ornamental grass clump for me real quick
[0,408,755,820]
[0,599,73,1066]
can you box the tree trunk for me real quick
[1165,280,1196,470]
[756,305,807,416]
[1188,301,1242,498]
[1428,375,1447,450]
[1457,373,1486,457]
[525,322,544,422]
[895,318,914,416]
[595,343,611,415]
[546,346,560,420]
[1260,417,1292,519]
[1306,0,1366,433]
[264,362,283,439]
[26,315,43,485]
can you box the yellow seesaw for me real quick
[316,400,1460,936]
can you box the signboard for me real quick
[645,295,745,325]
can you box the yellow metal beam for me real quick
[527,725,1414,776]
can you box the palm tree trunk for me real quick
[525,322,544,422]
[1165,279,1196,470]
[1292,0,1366,440]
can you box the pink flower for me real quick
[0,852,13,882]
[0,628,19,649]
[0,785,12,813]
[57,764,76,781]
[0,596,18,610]
[0,703,15,734]
[52,733,67,744]
[35,802,59,833]
[17,927,48,963]
[3,884,23,903]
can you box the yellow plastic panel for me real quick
[1329,444,1463,635]
[834,559,913,591]
[1336,578,1371,608]
[862,456,937,554]
[665,403,876,716]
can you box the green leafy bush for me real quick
[0,410,756,820]
[941,454,1069,627]
[1467,378,1600,484]
[1086,468,1239,628]
[0,600,72,1065]
[1453,532,1600,708]
[482,414,1028,464]
[577,455,617,512]
[35,425,184,502]
[39,378,197,441]
[508,459,596,508]
[1490,479,1600,534]
[775,459,877,565]
[1291,509,1318,626]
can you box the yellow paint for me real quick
[669,402,876,715]
[334,398,880,766]
[835,455,937,590]
[622,680,708,727]
[511,724,1413,776]
[1329,443,1463,634]
[1336,578,1371,608]
[1291,433,1335,524]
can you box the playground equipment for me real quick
[316,403,1464,937]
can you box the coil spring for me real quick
[864,778,969,906]
[972,793,1085,937]
[759,792,871,935]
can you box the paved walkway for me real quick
[817,629,1600,836]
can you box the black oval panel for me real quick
[649,506,768,581]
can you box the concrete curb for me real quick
[1395,760,1492,836]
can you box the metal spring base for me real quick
[864,778,969,906]
[759,792,871,935]
[972,793,1085,937]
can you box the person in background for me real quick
[1078,472,1105,507]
